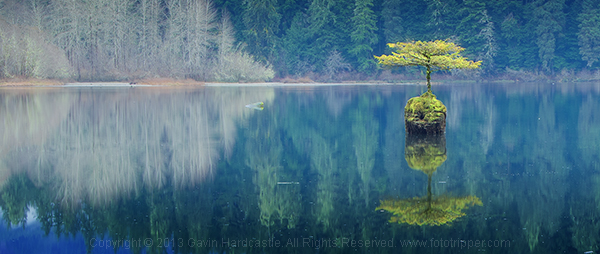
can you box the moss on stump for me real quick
[404,91,446,135]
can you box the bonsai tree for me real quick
[375,40,481,134]
[374,40,481,93]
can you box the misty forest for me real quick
[1,0,600,82]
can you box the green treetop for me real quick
[375,40,481,93]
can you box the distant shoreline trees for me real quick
[0,19,71,79]
[0,0,273,82]
[1,0,600,82]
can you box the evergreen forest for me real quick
[1,0,600,82]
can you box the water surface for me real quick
[1,83,599,253]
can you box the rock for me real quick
[404,91,446,134]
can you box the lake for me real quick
[0,82,599,253]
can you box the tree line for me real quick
[220,0,600,80]
[1,0,599,81]
[0,0,274,81]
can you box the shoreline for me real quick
[1,78,597,88]
[0,78,207,87]
[204,82,421,87]
[0,79,423,87]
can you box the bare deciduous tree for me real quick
[324,50,351,82]
[1,0,274,81]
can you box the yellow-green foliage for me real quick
[375,40,482,71]
[375,40,481,92]
[376,195,483,226]
[405,91,447,123]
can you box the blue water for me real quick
[0,82,598,253]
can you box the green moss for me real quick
[404,91,447,123]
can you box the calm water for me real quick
[0,83,599,254]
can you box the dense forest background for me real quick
[1,0,599,82]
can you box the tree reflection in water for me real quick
[377,134,482,226]
[1,84,600,253]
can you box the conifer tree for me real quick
[534,0,565,73]
[242,0,281,63]
[306,0,337,69]
[455,1,497,73]
[381,0,404,44]
[350,0,378,73]
[577,0,600,67]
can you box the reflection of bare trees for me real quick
[0,88,274,207]
[446,85,483,129]
[324,87,352,118]
[0,90,72,188]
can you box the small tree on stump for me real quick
[375,40,481,134]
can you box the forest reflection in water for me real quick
[1,83,600,254]
[0,87,273,205]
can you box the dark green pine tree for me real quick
[381,0,429,44]
[277,0,310,33]
[212,0,246,41]
[534,0,565,73]
[306,0,338,71]
[350,0,378,73]
[381,0,404,44]
[426,0,459,39]
[455,2,486,55]
[553,0,584,71]
[577,0,600,67]
[281,12,313,76]
[495,0,539,71]
[499,12,524,70]
[242,0,281,63]
[455,0,497,74]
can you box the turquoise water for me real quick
[0,83,598,253]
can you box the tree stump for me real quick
[404,91,446,135]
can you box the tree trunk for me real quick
[426,65,432,93]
